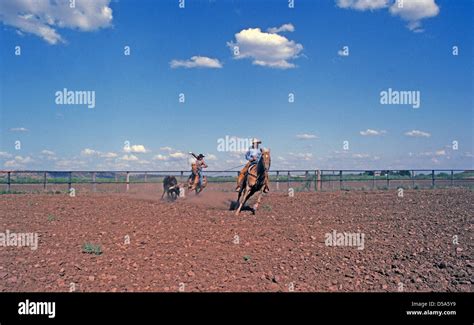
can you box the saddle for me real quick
[245,158,260,179]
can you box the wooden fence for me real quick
[0,169,472,193]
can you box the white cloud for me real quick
[169,152,186,159]
[160,146,173,152]
[170,56,223,69]
[0,152,13,159]
[153,154,169,161]
[4,155,33,168]
[267,23,295,34]
[15,156,33,163]
[55,159,86,169]
[227,26,303,69]
[100,152,117,158]
[152,151,187,161]
[9,127,29,132]
[81,148,99,156]
[296,133,318,140]
[205,154,217,161]
[41,150,55,155]
[123,144,147,153]
[389,0,439,32]
[0,0,113,44]
[352,153,370,158]
[136,160,150,165]
[422,149,446,157]
[336,0,440,32]
[360,129,386,136]
[121,154,138,161]
[81,148,117,158]
[405,130,431,138]
[336,0,389,11]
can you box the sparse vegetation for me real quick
[82,243,102,255]
[0,190,25,194]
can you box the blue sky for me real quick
[0,0,472,171]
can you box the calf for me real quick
[162,176,180,201]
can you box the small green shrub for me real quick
[82,243,102,255]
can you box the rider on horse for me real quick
[189,153,208,190]
[235,138,270,193]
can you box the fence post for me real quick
[372,172,375,190]
[412,170,415,188]
[339,170,343,190]
[68,172,72,192]
[386,172,389,189]
[92,172,97,193]
[318,170,322,191]
[316,169,321,192]
[313,170,316,191]
[144,172,148,183]
[180,171,184,183]
[276,171,280,191]
[321,170,323,191]
[126,172,130,192]
[451,170,454,187]
[287,171,290,191]
[7,172,11,192]
[304,171,309,191]
[431,170,435,188]
[43,171,47,191]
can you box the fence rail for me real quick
[0,169,473,193]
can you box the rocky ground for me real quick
[0,188,472,292]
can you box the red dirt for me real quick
[0,189,472,292]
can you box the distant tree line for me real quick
[362,170,411,176]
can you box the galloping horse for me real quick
[188,173,207,194]
[235,148,271,215]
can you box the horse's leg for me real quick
[231,188,243,211]
[236,186,253,215]
[252,189,264,214]
[237,187,256,215]
[235,187,247,215]
[245,188,258,213]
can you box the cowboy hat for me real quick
[251,138,262,144]
[197,154,205,158]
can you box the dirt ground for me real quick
[0,188,472,292]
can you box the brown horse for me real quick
[188,174,207,194]
[188,165,207,195]
[235,149,271,215]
